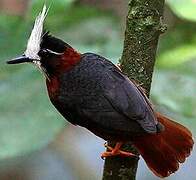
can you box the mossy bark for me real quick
[102,0,166,180]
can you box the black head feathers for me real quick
[41,31,72,54]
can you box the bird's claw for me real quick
[101,143,137,159]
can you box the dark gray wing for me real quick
[80,53,158,133]
[57,53,158,135]
[101,64,158,133]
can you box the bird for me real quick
[7,5,194,178]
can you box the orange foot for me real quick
[101,142,137,159]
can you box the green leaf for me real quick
[167,0,196,21]
[152,66,196,129]
[157,44,196,68]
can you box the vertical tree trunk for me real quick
[102,0,166,180]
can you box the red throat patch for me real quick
[46,47,81,99]
[60,47,81,72]
[46,76,59,99]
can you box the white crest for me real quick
[25,5,48,60]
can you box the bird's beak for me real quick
[6,55,33,65]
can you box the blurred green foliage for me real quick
[157,44,196,67]
[0,0,195,164]
[157,20,196,68]
[167,0,196,21]
[158,0,196,68]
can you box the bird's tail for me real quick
[132,112,194,178]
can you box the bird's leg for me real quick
[101,142,137,159]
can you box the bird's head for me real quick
[7,5,81,78]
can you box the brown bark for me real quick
[102,0,166,179]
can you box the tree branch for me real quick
[102,0,166,179]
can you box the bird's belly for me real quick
[52,92,146,141]
[74,109,146,141]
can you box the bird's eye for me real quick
[38,49,63,57]
[38,49,49,57]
